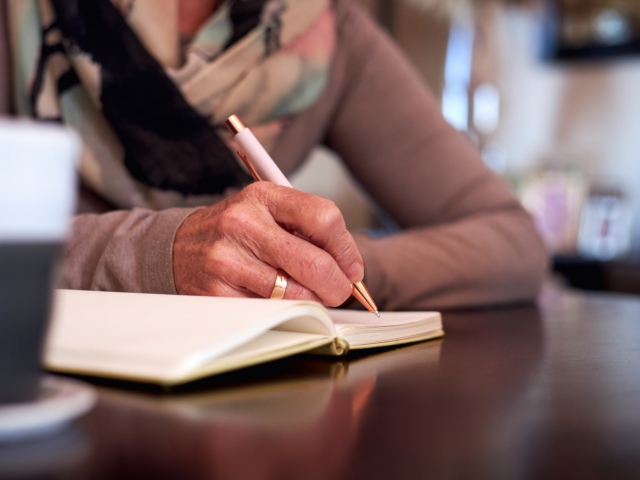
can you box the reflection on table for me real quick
[9,288,640,479]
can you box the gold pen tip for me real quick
[375,310,380,317]
[352,281,379,316]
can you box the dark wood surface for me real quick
[4,287,640,480]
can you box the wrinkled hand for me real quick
[173,182,364,306]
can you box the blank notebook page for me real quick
[328,310,442,347]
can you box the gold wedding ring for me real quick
[270,269,289,300]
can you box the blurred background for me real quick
[290,0,640,296]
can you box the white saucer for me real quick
[0,375,96,441]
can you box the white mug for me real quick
[0,121,79,405]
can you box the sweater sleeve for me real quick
[324,1,548,310]
[56,207,196,294]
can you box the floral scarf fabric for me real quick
[7,0,335,208]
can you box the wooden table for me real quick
[4,287,640,480]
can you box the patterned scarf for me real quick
[7,0,335,208]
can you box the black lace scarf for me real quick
[32,0,274,195]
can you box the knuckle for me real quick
[218,204,251,233]
[317,202,344,231]
[205,243,229,272]
[216,207,236,232]
[244,181,272,199]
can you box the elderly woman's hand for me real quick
[173,182,364,306]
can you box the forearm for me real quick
[355,207,548,311]
[57,207,195,293]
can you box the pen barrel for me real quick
[235,129,292,188]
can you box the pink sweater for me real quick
[0,0,548,310]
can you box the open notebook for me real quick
[45,290,443,385]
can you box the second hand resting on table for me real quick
[173,181,365,307]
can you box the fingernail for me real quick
[346,262,364,282]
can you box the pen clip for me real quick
[237,150,262,182]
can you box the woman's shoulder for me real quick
[331,0,372,28]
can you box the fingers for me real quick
[226,212,353,306]
[199,241,322,302]
[226,252,322,302]
[244,183,365,283]
[272,238,353,306]
[208,274,322,303]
